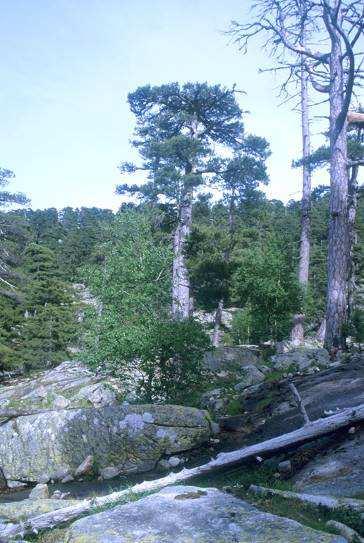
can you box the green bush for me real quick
[83,211,210,404]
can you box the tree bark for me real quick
[172,191,193,320]
[347,129,361,329]
[212,299,224,347]
[291,34,312,344]
[3,404,364,539]
[324,7,350,350]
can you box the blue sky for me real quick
[1,0,328,211]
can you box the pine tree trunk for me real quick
[324,17,350,350]
[172,191,193,320]
[291,56,312,344]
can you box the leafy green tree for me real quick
[232,237,301,343]
[117,82,245,320]
[83,210,209,403]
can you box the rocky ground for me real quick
[0,342,363,542]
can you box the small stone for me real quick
[61,474,74,483]
[168,456,182,468]
[157,459,171,471]
[52,490,71,500]
[100,466,120,480]
[52,468,71,481]
[29,483,49,500]
[142,412,155,423]
[348,426,356,434]
[75,455,94,477]
[53,395,70,409]
[52,490,63,499]
[210,422,220,435]
[278,460,292,476]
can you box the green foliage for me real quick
[15,243,77,369]
[83,210,210,403]
[0,167,30,370]
[117,82,245,221]
[230,307,254,345]
[232,238,301,342]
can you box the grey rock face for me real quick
[0,360,123,413]
[0,404,212,483]
[294,429,364,498]
[66,485,346,543]
[99,466,120,480]
[271,347,330,372]
[200,387,230,416]
[234,365,265,392]
[204,346,261,372]
[239,360,364,441]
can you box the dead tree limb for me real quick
[288,382,311,425]
[2,403,364,539]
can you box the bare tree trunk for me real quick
[172,192,193,320]
[347,128,361,327]
[212,299,224,347]
[291,40,312,344]
[324,12,350,350]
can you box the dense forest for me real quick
[1,139,363,396]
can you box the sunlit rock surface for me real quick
[0,360,123,412]
[66,485,346,543]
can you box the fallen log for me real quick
[2,403,364,539]
[248,485,364,514]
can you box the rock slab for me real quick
[66,485,346,543]
[0,404,212,484]
[294,429,364,498]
